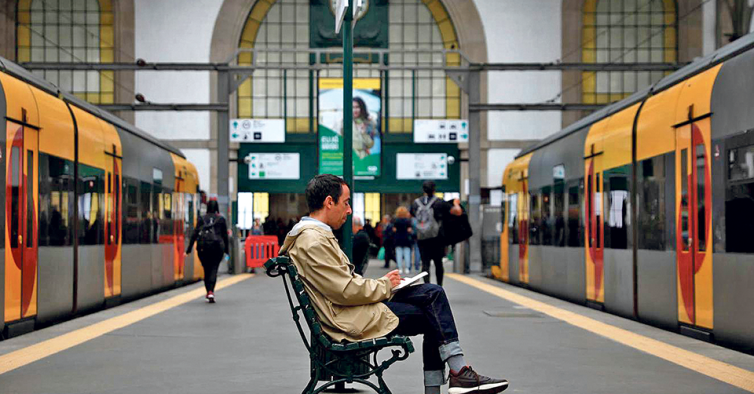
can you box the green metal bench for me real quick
[265,256,414,394]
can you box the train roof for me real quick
[0,56,185,159]
[516,32,754,158]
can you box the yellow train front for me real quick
[0,57,203,337]
[495,34,754,351]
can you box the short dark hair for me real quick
[306,174,348,212]
[207,200,219,214]
[422,180,436,196]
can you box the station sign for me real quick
[247,153,300,180]
[396,153,448,180]
[230,119,285,143]
[413,119,469,143]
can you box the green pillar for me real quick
[342,1,354,261]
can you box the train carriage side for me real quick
[116,130,176,300]
[527,127,589,304]
[501,154,532,285]
[709,46,754,351]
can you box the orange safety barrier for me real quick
[245,235,280,269]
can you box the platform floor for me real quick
[2,259,754,394]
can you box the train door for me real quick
[5,114,39,321]
[675,123,713,329]
[585,152,604,304]
[518,177,529,283]
[104,145,122,298]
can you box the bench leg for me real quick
[375,371,393,394]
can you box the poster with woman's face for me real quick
[318,78,382,177]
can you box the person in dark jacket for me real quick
[185,199,229,303]
[392,206,414,275]
[352,216,371,276]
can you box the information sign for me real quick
[414,120,469,143]
[247,153,300,180]
[230,119,285,143]
[396,153,448,180]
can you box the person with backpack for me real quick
[410,181,463,286]
[185,199,229,303]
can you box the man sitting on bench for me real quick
[279,174,509,394]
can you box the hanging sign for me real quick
[247,153,300,180]
[230,119,285,143]
[414,120,469,143]
[396,153,448,180]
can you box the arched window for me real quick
[237,0,461,134]
[16,0,115,104]
[582,0,677,104]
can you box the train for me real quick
[0,56,203,338]
[494,32,754,352]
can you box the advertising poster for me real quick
[318,78,382,177]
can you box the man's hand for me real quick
[384,269,402,288]
[450,198,463,216]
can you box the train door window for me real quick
[162,190,173,237]
[605,167,629,250]
[508,193,518,244]
[139,181,152,244]
[124,178,139,244]
[695,143,706,251]
[114,174,120,244]
[553,167,565,247]
[529,192,540,246]
[541,186,552,245]
[106,174,112,245]
[586,171,592,248]
[595,173,602,249]
[681,149,689,251]
[10,146,20,248]
[637,155,666,250]
[78,164,104,245]
[567,179,583,247]
[26,151,34,247]
[725,146,754,253]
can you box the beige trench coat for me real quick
[279,223,398,342]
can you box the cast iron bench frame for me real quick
[265,256,414,394]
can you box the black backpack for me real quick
[197,216,224,255]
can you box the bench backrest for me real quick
[265,256,333,349]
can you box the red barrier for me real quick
[245,235,280,269]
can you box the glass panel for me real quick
[541,187,552,245]
[554,180,565,247]
[696,143,706,252]
[587,170,593,248]
[637,155,666,250]
[567,180,583,247]
[529,192,540,246]
[728,145,754,181]
[11,146,20,248]
[595,173,602,249]
[27,150,34,248]
[509,193,518,245]
[681,149,689,251]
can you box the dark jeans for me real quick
[418,238,445,286]
[383,283,459,371]
[199,250,223,292]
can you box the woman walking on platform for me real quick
[185,200,229,303]
[392,206,414,275]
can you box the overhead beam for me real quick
[470,103,606,111]
[99,103,228,111]
[474,62,686,71]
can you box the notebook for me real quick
[391,271,428,293]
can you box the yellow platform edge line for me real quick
[0,274,253,376]
[447,273,754,393]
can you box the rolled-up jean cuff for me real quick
[439,340,463,362]
[423,370,445,387]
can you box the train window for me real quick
[541,186,552,245]
[10,146,19,248]
[726,182,754,253]
[529,192,540,246]
[38,154,74,247]
[595,173,601,249]
[123,178,140,245]
[681,149,689,251]
[152,184,161,243]
[78,164,104,245]
[139,182,152,244]
[114,174,120,244]
[728,145,754,181]
[604,167,629,250]
[162,189,173,237]
[508,193,518,245]
[566,179,583,247]
[27,151,34,247]
[586,172,592,248]
[554,174,565,247]
[637,156,666,250]
[696,144,706,252]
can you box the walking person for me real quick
[411,181,463,286]
[352,217,371,276]
[381,215,396,269]
[392,206,414,275]
[185,199,229,303]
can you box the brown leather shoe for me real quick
[448,366,508,394]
